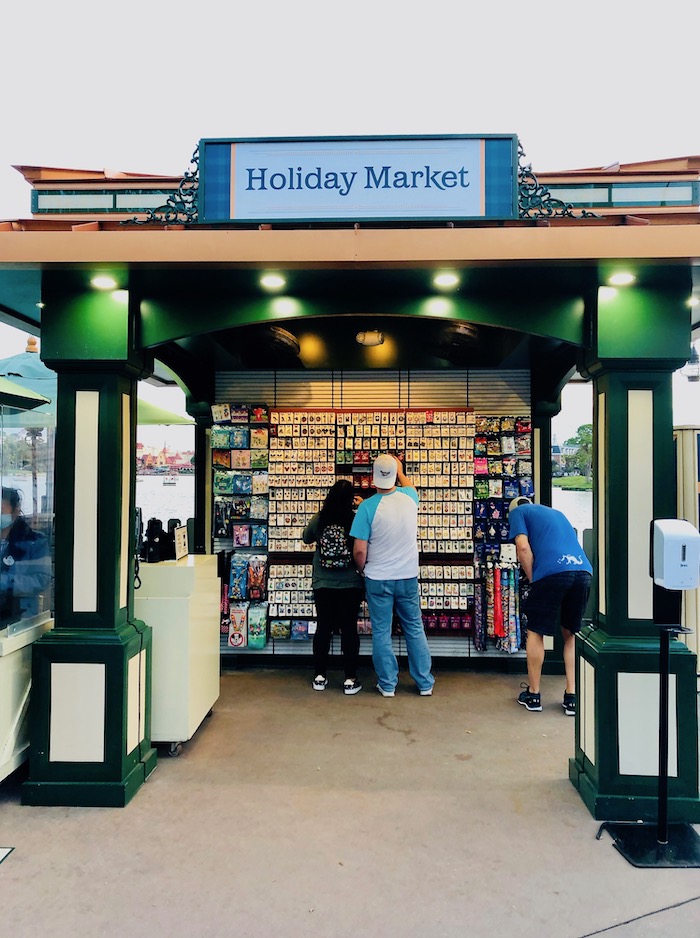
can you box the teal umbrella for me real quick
[0,375,50,412]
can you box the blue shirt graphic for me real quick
[509,503,592,581]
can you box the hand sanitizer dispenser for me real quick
[651,519,700,591]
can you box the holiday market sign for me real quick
[199,135,518,224]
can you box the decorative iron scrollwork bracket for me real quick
[122,146,199,225]
[518,142,599,219]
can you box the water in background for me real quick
[136,474,195,528]
[552,487,593,543]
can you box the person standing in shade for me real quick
[303,479,364,695]
[350,453,435,697]
[508,496,592,715]
[0,486,52,627]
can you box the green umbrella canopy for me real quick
[136,398,194,426]
[0,376,51,412]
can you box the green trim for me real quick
[140,293,586,349]
[570,761,700,822]
[22,755,156,807]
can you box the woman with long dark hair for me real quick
[302,479,364,694]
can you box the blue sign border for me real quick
[199,134,518,224]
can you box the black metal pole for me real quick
[657,626,671,846]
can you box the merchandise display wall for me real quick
[211,401,534,662]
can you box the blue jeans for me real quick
[364,577,434,693]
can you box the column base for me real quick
[22,747,157,807]
[570,757,700,823]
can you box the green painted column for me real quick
[570,280,700,822]
[22,279,157,807]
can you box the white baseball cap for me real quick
[509,496,532,513]
[373,453,398,488]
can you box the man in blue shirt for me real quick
[508,496,592,715]
[350,454,435,697]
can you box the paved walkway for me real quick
[1,669,699,937]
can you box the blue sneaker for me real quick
[517,683,542,711]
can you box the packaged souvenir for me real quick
[230,427,251,449]
[228,603,248,647]
[213,470,235,495]
[474,457,488,476]
[231,449,251,469]
[251,524,268,548]
[211,403,231,424]
[212,449,232,469]
[474,436,488,456]
[252,471,269,494]
[515,417,531,434]
[488,479,503,498]
[229,555,249,601]
[474,479,490,499]
[502,457,517,477]
[247,603,268,649]
[230,496,251,520]
[291,619,309,640]
[270,619,291,640]
[249,496,269,520]
[210,426,232,448]
[519,477,534,497]
[229,404,250,425]
[250,427,269,449]
[247,555,268,601]
[503,478,520,499]
[233,524,250,547]
[250,404,270,425]
[231,472,253,494]
[214,497,234,537]
[250,450,269,469]
[501,435,516,455]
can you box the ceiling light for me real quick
[356,330,384,347]
[598,286,618,301]
[260,273,286,291]
[608,272,635,286]
[433,272,460,289]
[688,297,699,308]
[91,275,118,290]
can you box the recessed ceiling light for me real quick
[260,273,286,291]
[433,272,460,289]
[608,272,635,286]
[688,297,699,308]
[91,275,118,290]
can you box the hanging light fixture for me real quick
[356,330,384,347]
[681,345,700,382]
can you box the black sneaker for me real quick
[313,675,328,692]
[563,692,576,716]
[343,678,362,696]
[518,683,542,711]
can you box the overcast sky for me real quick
[2,0,700,435]
[2,1,699,219]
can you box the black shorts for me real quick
[523,571,592,637]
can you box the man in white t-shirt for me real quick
[350,454,435,697]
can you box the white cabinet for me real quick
[134,555,220,750]
[0,620,53,782]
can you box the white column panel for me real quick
[618,672,678,776]
[49,663,105,762]
[73,391,99,612]
[579,657,596,764]
[627,390,654,620]
[126,650,145,754]
[120,393,130,609]
[597,392,606,615]
[533,427,541,502]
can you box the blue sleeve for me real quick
[349,500,371,540]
